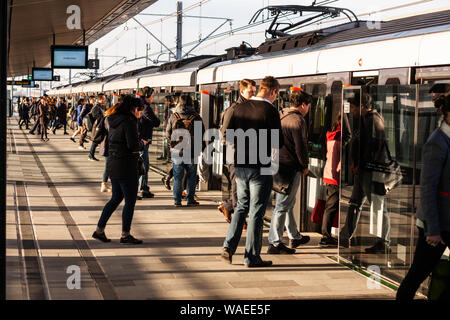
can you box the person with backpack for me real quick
[137,87,161,198]
[166,94,205,207]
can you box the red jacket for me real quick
[323,126,341,186]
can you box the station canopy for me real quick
[8,0,158,77]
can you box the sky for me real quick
[54,0,450,85]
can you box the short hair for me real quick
[258,76,280,93]
[141,86,154,98]
[239,79,256,92]
[290,91,312,107]
[429,83,450,94]
[178,94,193,107]
[348,93,373,109]
[89,95,95,99]
[97,93,105,98]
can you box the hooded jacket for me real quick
[138,97,161,142]
[166,103,205,160]
[106,112,144,179]
[278,108,308,172]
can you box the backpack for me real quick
[173,112,197,131]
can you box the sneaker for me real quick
[245,260,272,268]
[100,182,111,193]
[218,204,231,223]
[365,241,391,254]
[221,247,232,264]
[187,200,200,207]
[88,156,99,161]
[174,203,182,207]
[64,132,69,135]
[70,137,76,143]
[92,231,111,243]
[289,235,311,248]
[140,190,154,198]
[120,234,143,245]
[161,177,171,190]
[267,243,296,254]
[319,237,338,247]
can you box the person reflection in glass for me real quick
[339,93,391,254]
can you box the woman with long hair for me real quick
[92,95,148,244]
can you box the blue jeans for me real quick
[97,177,139,233]
[102,156,109,183]
[89,141,98,159]
[223,167,273,265]
[139,144,150,190]
[268,171,303,246]
[173,162,197,204]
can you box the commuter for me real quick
[39,96,50,142]
[221,76,283,267]
[319,113,342,247]
[339,93,391,253]
[70,98,85,143]
[88,93,107,161]
[267,90,311,254]
[166,94,205,207]
[218,79,256,229]
[48,99,57,133]
[29,98,41,135]
[19,98,31,130]
[137,87,161,198]
[397,94,450,300]
[158,95,175,160]
[92,95,148,244]
[78,96,95,149]
[53,97,68,135]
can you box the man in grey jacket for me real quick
[397,94,450,300]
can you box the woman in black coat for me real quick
[92,95,148,244]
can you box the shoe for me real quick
[100,182,111,193]
[78,145,86,150]
[161,177,171,190]
[218,204,231,223]
[365,241,391,254]
[221,247,232,264]
[187,200,200,206]
[267,243,296,254]
[140,190,154,198]
[245,260,272,268]
[136,195,143,200]
[52,129,56,135]
[243,221,247,231]
[174,203,182,207]
[70,137,76,143]
[88,156,99,161]
[92,231,111,243]
[289,235,310,248]
[319,237,338,247]
[120,234,143,245]
[64,132,69,135]
[194,195,200,201]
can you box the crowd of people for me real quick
[16,76,449,299]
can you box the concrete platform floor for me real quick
[5,119,397,300]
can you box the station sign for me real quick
[7,80,31,86]
[88,59,100,70]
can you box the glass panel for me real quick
[339,85,417,285]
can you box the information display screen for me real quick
[32,68,53,81]
[51,45,88,69]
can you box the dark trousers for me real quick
[79,124,88,146]
[29,120,41,134]
[97,177,139,233]
[223,164,238,213]
[19,118,30,129]
[396,228,450,300]
[322,184,339,238]
[89,141,98,159]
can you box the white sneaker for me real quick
[101,182,111,193]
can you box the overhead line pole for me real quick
[176,1,183,60]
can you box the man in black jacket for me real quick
[78,96,95,149]
[138,87,161,198]
[221,76,283,268]
[218,79,256,227]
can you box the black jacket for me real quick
[106,113,144,179]
[138,98,160,142]
[220,95,246,138]
[56,102,67,124]
[226,98,284,168]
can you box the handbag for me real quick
[366,141,403,195]
[137,156,146,176]
[311,199,339,228]
[272,165,297,195]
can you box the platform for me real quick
[5,118,397,300]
